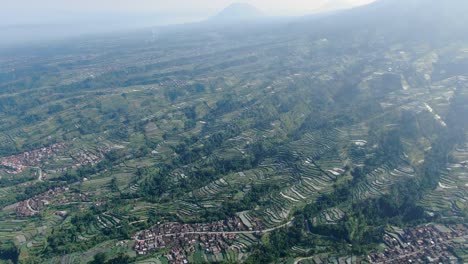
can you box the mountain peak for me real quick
[211,2,262,22]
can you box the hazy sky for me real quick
[0,0,377,48]
[2,0,376,24]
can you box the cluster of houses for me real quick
[15,186,90,217]
[69,148,107,168]
[15,200,41,217]
[0,143,111,177]
[133,217,260,262]
[165,246,188,264]
[160,80,188,89]
[0,143,67,174]
[461,160,468,168]
[368,224,467,263]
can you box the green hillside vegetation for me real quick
[0,0,467,263]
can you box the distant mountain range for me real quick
[3,0,467,49]
[286,0,468,43]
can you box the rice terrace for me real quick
[0,0,467,263]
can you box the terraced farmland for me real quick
[0,1,467,263]
[420,136,468,217]
[352,163,415,202]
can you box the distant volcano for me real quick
[211,3,263,22]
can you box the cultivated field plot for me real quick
[420,136,468,217]
[352,163,415,202]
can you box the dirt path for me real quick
[26,199,39,213]
[294,257,313,264]
[37,168,43,181]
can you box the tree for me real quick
[109,177,119,193]
[105,253,131,264]
[378,129,403,161]
[245,245,273,264]
[345,213,367,244]
[89,252,107,264]
[0,241,19,264]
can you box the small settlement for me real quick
[368,224,468,263]
[15,187,90,217]
[133,217,263,263]
[0,142,110,175]
[0,143,67,174]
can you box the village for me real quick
[15,186,91,217]
[0,141,112,177]
[68,147,108,168]
[367,224,468,263]
[133,217,263,263]
[159,79,188,89]
[0,143,67,174]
